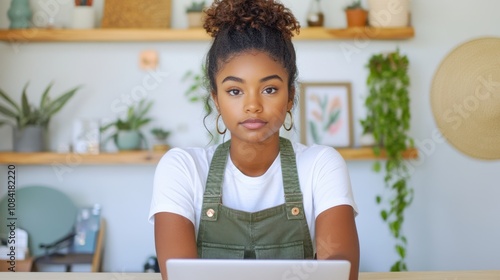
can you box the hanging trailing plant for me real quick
[360,49,414,271]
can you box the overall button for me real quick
[206,209,215,217]
[291,207,300,216]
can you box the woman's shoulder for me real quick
[292,142,342,158]
[157,145,218,169]
[292,141,345,162]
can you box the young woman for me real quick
[149,0,359,279]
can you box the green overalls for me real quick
[196,137,314,259]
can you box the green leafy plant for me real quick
[100,99,153,148]
[151,127,171,141]
[345,0,362,10]
[182,67,211,113]
[0,82,80,129]
[186,0,205,12]
[360,49,414,272]
[182,66,221,144]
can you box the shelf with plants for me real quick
[0,27,414,42]
[0,147,418,165]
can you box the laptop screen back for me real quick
[167,259,350,280]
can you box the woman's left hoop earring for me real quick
[216,114,227,135]
[283,111,293,131]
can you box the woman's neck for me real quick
[229,136,280,177]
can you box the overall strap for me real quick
[201,140,230,221]
[279,137,305,220]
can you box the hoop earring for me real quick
[216,114,227,135]
[283,111,293,131]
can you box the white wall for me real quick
[1,0,500,273]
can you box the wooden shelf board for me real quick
[0,148,417,165]
[337,147,419,160]
[0,151,165,165]
[0,27,414,42]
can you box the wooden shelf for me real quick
[337,147,418,160]
[0,151,164,165]
[0,148,418,165]
[0,27,414,42]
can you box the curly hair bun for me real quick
[203,0,300,39]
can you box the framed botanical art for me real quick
[300,82,353,148]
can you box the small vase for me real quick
[7,0,33,29]
[306,0,324,27]
[14,125,45,152]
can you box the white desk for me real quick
[2,271,500,280]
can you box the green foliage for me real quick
[345,0,363,10]
[100,99,153,147]
[186,1,205,12]
[182,66,221,144]
[150,127,171,141]
[0,82,80,129]
[360,49,414,271]
[182,67,211,114]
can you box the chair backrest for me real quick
[0,186,77,257]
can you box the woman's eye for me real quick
[227,89,241,96]
[263,87,277,94]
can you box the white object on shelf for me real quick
[71,6,95,29]
[368,0,410,28]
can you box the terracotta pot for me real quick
[345,9,368,28]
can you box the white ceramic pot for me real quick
[71,6,95,29]
[368,0,410,28]
[359,133,377,147]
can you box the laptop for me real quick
[167,259,351,280]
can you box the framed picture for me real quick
[300,82,353,148]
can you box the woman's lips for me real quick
[240,118,267,130]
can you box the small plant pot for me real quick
[13,125,45,152]
[186,12,203,28]
[152,138,170,152]
[359,132,376,147]
[367,0,410,27]
[345,9,368,28]
[153,144,170,152]
[115,130,142,151]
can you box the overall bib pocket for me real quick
[200,242,245,259]
[255,240,304,259]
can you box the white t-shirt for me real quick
[149,141,358,249]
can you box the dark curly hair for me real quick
[201,0,300,139]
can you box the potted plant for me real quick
[344,0,368,28]
[150,127,171,152]
[359,49,414,271]
[186,0,205,28]
[367,0,410,27]
[100,99,153,151]
[0,82,80,152]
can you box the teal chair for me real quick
[0,185,105,272]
